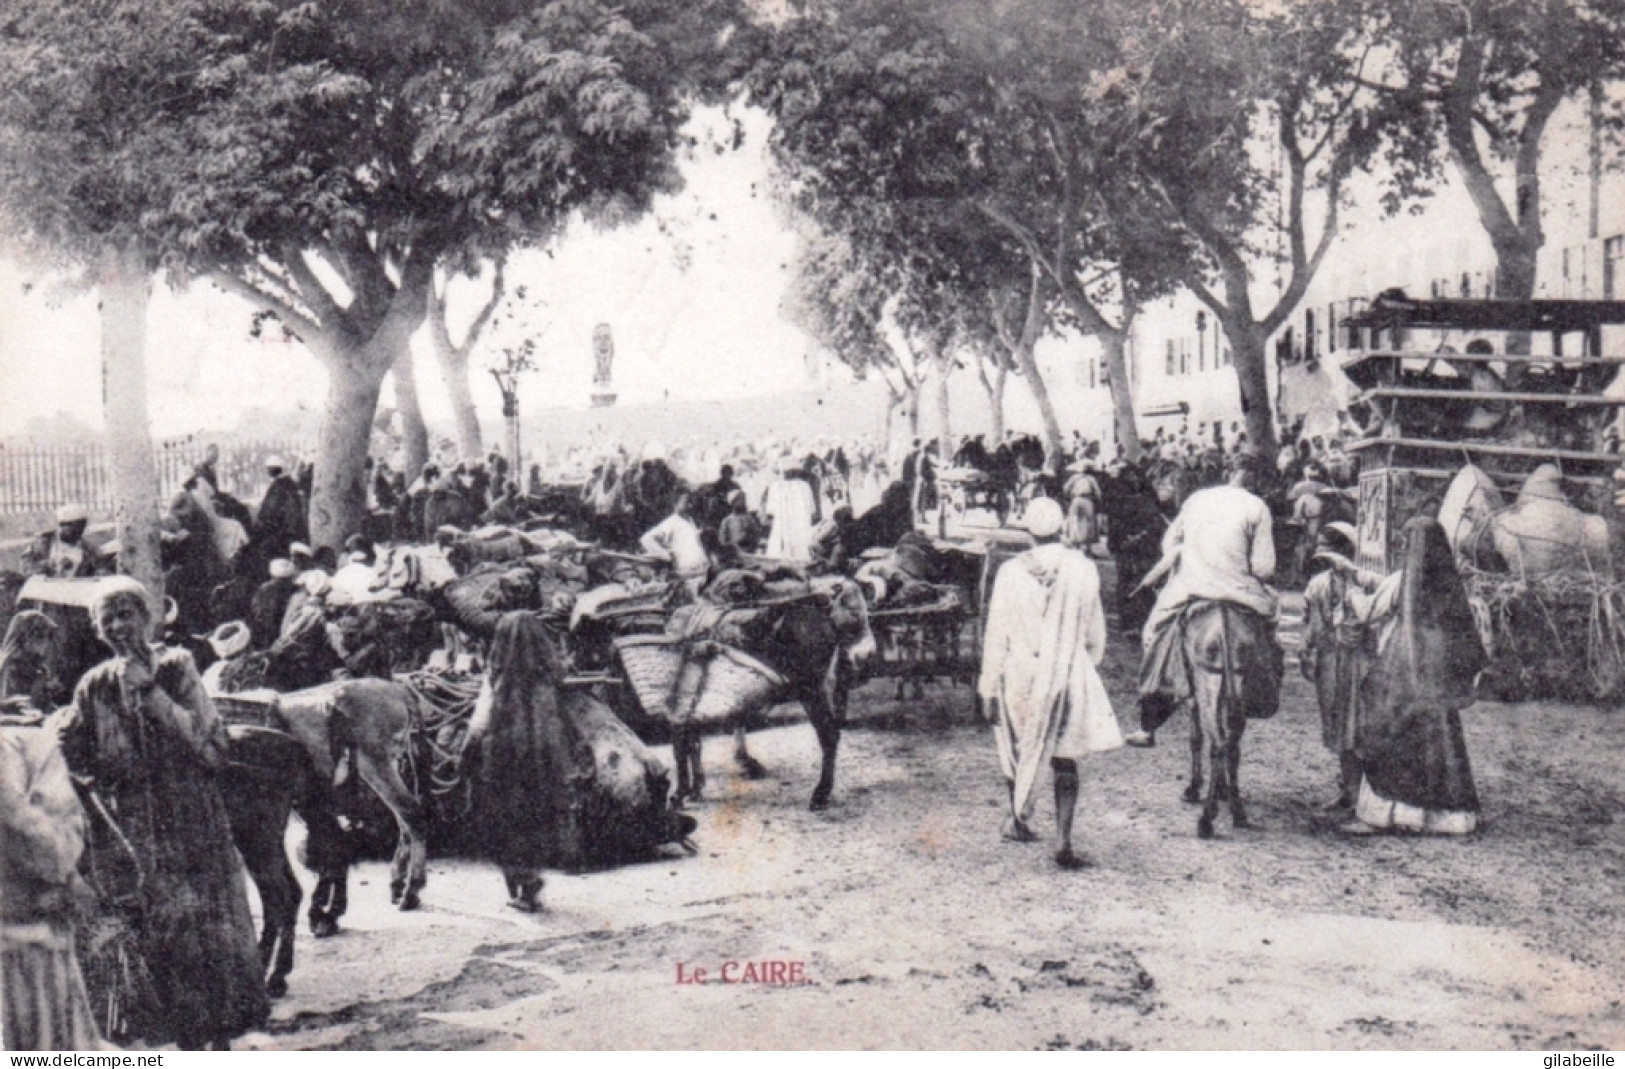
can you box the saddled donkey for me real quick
[1179,600,1282,839]
[217,722,348,998]
[276,680,431,917]
[671,578,874,811]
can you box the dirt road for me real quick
[240,600,1625,1050]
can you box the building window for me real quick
[1166,339,1176,377]
[1305,309,1318,363]
[1606,235,1624,300]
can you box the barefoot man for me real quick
[979,497,1123,868]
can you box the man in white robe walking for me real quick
[979,497,1123,869]
[761,458,818,563]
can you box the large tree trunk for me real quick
[984,359,1007,443]
[98,245,164,621]
[904,383,921,439]
[393,348,429,479]
[933,347,953,469]
[308,256,435,550]
[1010,338,1063,471]
[1227,318,1278,458]
[428,289,485,461]
[1100,326,1141,462]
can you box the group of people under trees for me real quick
[2,412,1487,1052]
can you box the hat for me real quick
[56,503,89,524]
[266,455,287,471]
[1324,521,1358,546]
[268,558,296,579]
[207,620,251,660]
[101,539,122,557]
[91,575,149,618]
[1023,497,1065,539]
[290,542,313,559]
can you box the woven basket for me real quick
[613,634,686,720]
[688,645,786,726]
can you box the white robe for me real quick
[979,542,1122,824]
[762,478,817,562]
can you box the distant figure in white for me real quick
[979,497,1122,869]
[761,458,818,563]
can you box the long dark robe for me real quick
[469,613,583,873]
[1354,518,1484,816]
[62,648,268,1046]
[254,475,307,560]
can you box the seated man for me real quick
[1128,455,1283,747]
[808,506,856,575]
[640,493,710,597]
[24,505,108,579]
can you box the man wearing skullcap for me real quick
[979,496,1123,869]
[24,505,108,579]
[246,559,299,650]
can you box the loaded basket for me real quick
[613,633,785,728]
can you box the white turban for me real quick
[1023,497,1065,539]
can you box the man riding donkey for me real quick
[1125,454,1284,750]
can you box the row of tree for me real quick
[756,0,1625,467]
[1,0,1621,600]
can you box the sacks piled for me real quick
[1489,465,1609,579]
[1437,464,1505,565]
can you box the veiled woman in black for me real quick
[466,612,584,912]
[60,578,268,1048]
[1344,517,1485,835]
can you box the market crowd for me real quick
[4,414,1490,1053]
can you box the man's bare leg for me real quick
[1052,759,1088,868]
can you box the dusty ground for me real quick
[238,591,1625,1051]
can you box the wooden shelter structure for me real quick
[1339,295,1625,700]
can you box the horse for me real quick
[1179,600,1280,839]
[666,578,874,811]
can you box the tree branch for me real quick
[210,268,325,350]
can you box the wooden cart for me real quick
[855,529,1033,704]
[1339,296,1625,700]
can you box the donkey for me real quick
[1179,600,1281,840]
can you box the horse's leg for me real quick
[355,751,430,912]
[1182,706,1204,804]
[299,792,351,939]
[672,728,693,805]
[734,719,767,780]
[1227,708,1251,829]
[1190,667,1226,840]
[231,796,300,998]
[807,655,846,811]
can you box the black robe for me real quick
[469,614,583,873]
[1355,518,1484,815]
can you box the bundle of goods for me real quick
[330,596,440,678]
[1438,463,1624,700]
[441,563,544,637]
